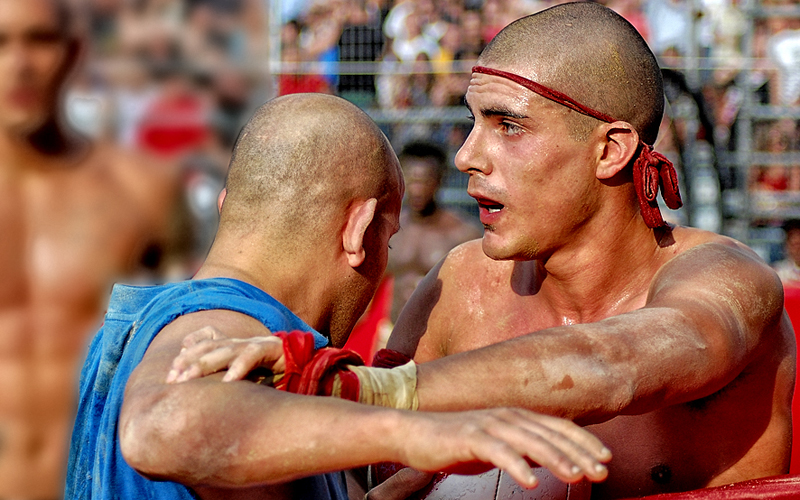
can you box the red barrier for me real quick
[783,285,800,474]
[343,276,394,366]
[623,474,800,499]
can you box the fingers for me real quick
[490,409,610,482]
[402,408,611,491]
[224,338,285,381]
[166,335,286,384]
[367,468,435,500]
[167,339,230,383]
[181,326,226,348]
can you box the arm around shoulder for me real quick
[119,309,414,487]
[409,240,788,422]
[119,309,612,490]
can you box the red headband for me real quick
[472,65,682,229]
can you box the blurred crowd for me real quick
[59,0,800,219]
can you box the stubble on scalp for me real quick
[220,93,399,247]
[478,1,664,146]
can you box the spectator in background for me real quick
[752,119,797,191]
[279,39,332,96]
[0,0,193,497]
[386,140,482,324]
[458,7,486,56]
[337,0,386,107]
[774,219,800,283]
[298,2,343,88]
[135,68,213,159]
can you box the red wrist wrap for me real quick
[273,331,364,401]
[372,348,413,369]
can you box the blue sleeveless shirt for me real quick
[65,278,347,500]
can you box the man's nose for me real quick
[455,127,491,176]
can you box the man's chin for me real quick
[481,237,512,261]
[481,235,539,262]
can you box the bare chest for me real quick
[0,169,158,318]
[390,223,474,275]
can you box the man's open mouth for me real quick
[477,199,504,214]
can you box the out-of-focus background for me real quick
[63,0,800,263]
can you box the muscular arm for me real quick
[390,242,786,424]
[121,310,414,487]
[120,309,611,489]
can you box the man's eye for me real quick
[501,121,522,135]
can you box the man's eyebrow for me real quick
[464,101,527,120]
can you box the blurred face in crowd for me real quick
[402,157,441,214]
[786,228,800,266]
[0,0,76,135]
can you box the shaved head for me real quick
[480,1,663,145]
[221,94,401,244]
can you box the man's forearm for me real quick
[411,307,738,424]
[120,377,406,487]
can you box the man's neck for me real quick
[531,214,671,324]
[409,201,440,222]
[196,237,337,335]
[0,119,86,172]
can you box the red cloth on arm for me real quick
[273,331,364,401]
[372,348,413,369]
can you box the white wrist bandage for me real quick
[346,361,419,410]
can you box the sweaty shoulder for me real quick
[388,239,512,360]
[655,226,772,280]
[650,226,785,336]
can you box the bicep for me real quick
[620,242,785,410]
[647,242,784,356]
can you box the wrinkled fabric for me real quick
[65,277,347,500]
[274,331,364,400]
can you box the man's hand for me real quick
[396,408,610,489]
[166,327,285,383]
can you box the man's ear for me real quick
[596,122,640,180]
[343,198,378,269]
[217,188,227,214]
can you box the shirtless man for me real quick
[388,140,481,323]
[0,0,188,498]
[171,3,794,499]
[383,3,793,497]
[65,93,611,500]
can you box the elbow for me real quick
[119,401,168,478]
[119,413,154,476]
[573,373,636,425]
[119,394,200,481]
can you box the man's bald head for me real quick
[220,94,401,245]
[479,1,663,145]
